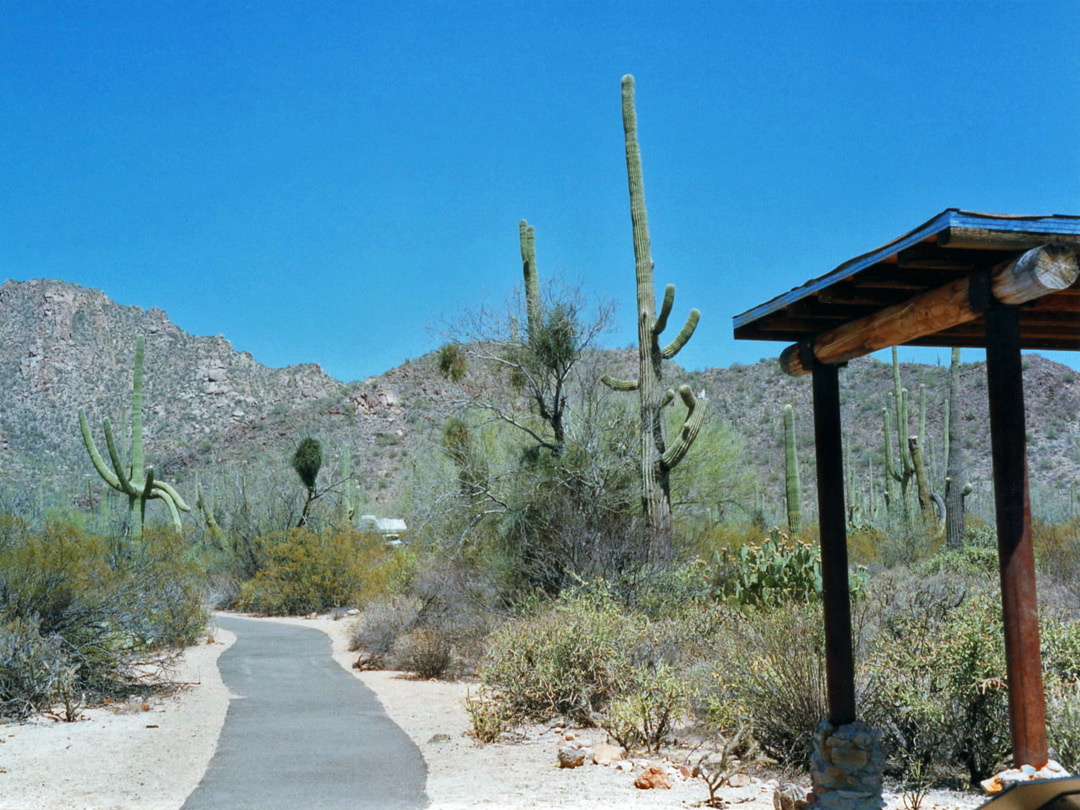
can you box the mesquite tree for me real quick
[601,75,703,538]
[445,220,610,457]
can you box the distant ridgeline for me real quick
[1,278,1079,524]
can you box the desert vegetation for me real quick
[4,75,1080,810]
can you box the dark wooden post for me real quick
[812,361,856,725]
[984,304,1049,769]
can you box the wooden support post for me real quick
[812,362,856,725]
[781,244,1078,377]
[985,304,1049,769]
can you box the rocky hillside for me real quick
[2,278,1079,523]
[691,352,1080,522]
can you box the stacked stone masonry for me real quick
[809,720,885,810]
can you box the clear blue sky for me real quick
[4,2,1079,382]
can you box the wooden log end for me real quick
[993,244,1079,305]
[780,342,812,377]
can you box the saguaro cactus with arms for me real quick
[78,336,190,535]
[601,75,703,537]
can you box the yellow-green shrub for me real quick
[0,520,207,718]
[237,527,396,615]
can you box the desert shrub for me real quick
[0,520,207,719]
[693,519,764,557]
[617,558,717,619]
[399,557,499,677]
[713,602,828,764]
[478,585,644,723]
[464,688,519,743]
[0,615,74,719]
[436,342,467,381]
[910,546,998,580]
[130,528,210,648]
[474,583,700,749]
[1048,681,1080,774]
[236,527,393,615]
[846,525,888,566]
[391,628,453,679]
[1034,517,1080,606]
[862,584,1008,785]
[601,661,690,753]
[350,556,498,678]
[494,438,639,597]
[348,595,422,661]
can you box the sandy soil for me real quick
[1,613,985,810]
[0,626,236,810]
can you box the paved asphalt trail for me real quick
[182,615,428,810]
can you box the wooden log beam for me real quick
[812,362,856,725]
[985,304,1049,768]
[780,244,1078,376]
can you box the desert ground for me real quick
[0,613,985,810]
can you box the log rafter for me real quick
[780,244,1079,377]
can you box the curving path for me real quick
[182,615,428,810]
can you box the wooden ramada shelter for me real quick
[733,209,1080,773]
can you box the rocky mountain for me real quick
[0,280,398,500]
[2,278,1079,525]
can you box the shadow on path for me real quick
[183,615,428,810]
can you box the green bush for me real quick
[0,519,207,720]
[237,527,393,615]
[473,583,699,751]
[478,586,642,723]
[601,661,690,753]
[1048,680,1080,774]
[711,603,828,764]
[437,343,467,382]
[863,585,1008,784]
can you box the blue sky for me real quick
[4,2,1079,382]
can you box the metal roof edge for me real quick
[732,209,955,330]
[732,210,1080,334]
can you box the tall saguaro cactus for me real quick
[520,219,541,341]
[601,75,703,536]
[783,405,802,537]
[882,347,915,529]
[944,347,972,547]
[78,336,190,535]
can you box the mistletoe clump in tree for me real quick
[292,437,323,527]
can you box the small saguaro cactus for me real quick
[195,477,226,547]
[78,336,190,535]
[601,74,703,538]
[783,404,802,538]
[336,445,357,526]
[520,219,542,340]
[513,218,578,451]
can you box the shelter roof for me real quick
[733,210,1080,350]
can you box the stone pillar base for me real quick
[809,719,885,810]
